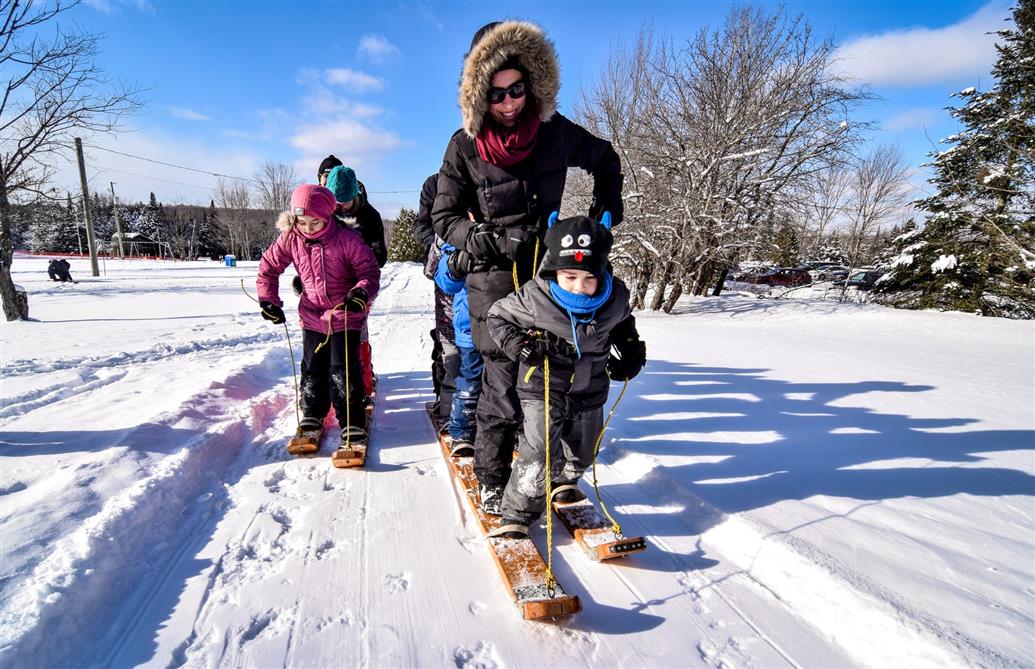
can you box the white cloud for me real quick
[357,34,401,63]
[168,106,211,122]
[84,0,155,14]
[324,68,384,93]
[299,89,384,119]
[290,119,408,158]
[883,107,940,132]
[833,2,1010,86]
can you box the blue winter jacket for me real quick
[434,250,472,349]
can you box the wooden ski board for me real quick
[331,403,374,468]
[426,403,581,620]
[287,429,322,455]
[551,498,647,561]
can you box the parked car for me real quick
[833,269,883,290]
[735,267,811,286]
[768,267,812,287]
[812,265,849,281]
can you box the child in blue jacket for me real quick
[435,245,484,457]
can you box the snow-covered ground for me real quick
[1,255,1032,668]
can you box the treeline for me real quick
[10,191,275,260]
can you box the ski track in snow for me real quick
[2,259,1030,668]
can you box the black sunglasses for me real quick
[487,80,526,105]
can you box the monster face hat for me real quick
[538,212,614,280]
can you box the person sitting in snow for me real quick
[484,212,646,539]
[257,184,380,446]
[47,259,75,283]
[434,243,484,457]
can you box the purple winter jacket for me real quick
[257,222,380,333]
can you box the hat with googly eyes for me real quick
[538,212,614,280]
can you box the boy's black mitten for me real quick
[345,287,368,312]
[292,275,304,296]
[260,301,286,325]
[517,330,576,366]
[608,339,646,381]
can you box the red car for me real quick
[737,268,811,287]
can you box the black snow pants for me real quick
[473,352,522,488]
[300,328,366,430]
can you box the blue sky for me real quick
[55,0,1013,216]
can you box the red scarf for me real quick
[475,109,540,168]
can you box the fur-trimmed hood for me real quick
[459,21,559,138]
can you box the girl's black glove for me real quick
[260,301,286,325]
[345,287,368,312]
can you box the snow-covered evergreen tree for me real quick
[52,194,81,253]
[386,208,425,263]
[769,222,801,267]
[875,1,1035,318]
[136,192,170,244]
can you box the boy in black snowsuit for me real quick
[484,213,646,536]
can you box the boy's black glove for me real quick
[344,287,368,312]
[608,339,646,381]
[466,223,502,261]
[517,330,577,366]
[292,275,304,296]
[260,301,286,325]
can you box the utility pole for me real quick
[74,137,100,277]
[110,181,125,258]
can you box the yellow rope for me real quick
[343,324,352,449]
[512,258,520,292]
[512,236,542,292]
[240,280,300,426]
[543,356,557,595]
[591,378,630,539]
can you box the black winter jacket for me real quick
[432,112,623,354]
[412,174,438,254]
[337,181,387,268]
[486,275,635,410]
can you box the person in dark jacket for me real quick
[412,174,439,254]
[485,213,645,538]
[432,20,624,512]
[414,173,459,425]
[47,259,75,282]
[318,155,388,268]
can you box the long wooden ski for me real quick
[331,376,377,468]
[551,497,647,561]
[427,403,581,620]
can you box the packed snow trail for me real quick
[2,257,1031,667]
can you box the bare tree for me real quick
[840,143,910,299]
[253,161,298,213]
[0,0,143,319]
[577,8,869,311]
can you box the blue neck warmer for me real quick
[548,273,613,359]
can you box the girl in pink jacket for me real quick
[257,184,381,444]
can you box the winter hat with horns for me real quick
[538,212,614,281]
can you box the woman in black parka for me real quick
[432,20,624,513]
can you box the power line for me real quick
[87,143,262,184]
[89,164,219,192]
[86,141,419,194]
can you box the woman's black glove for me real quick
[345,287,368,312]
[466,223,502,261]
[608,339,646,381]
[260,301,286,325]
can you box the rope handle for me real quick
[543,357,557,596]
[241,280,300,427]
[591,379,630,539]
